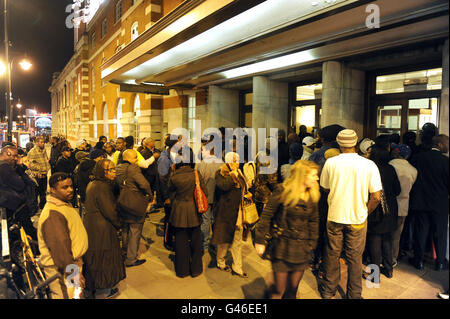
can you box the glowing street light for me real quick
[18,59,32,71]
[0,61,5,76]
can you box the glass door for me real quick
[376,104,402,136]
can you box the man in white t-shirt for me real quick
[319,129,382,299]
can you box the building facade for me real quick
[50,0,449,149]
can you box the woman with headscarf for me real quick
[82,159,125,298]
[255,160,320,299]
[211,152,251,278]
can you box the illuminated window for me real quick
[131,22,139,41]
[93,105,98,139]
[103,103,109,138]
[376,68,442,94]
[116,98,123,137]
[134,95,141,142]
[296,84,322,101]
[188,96,196,138]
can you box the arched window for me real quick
[103,103,109,138]
[131,22,139,41]
[134,95,141,142]
[93,105,98,139]
[116,98,123,137]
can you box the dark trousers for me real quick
[164,204,175,249]
[400,213,416,251]
[321,220,367,299]
[413,210,448,264]
[174,227,203,277]
[368,232,394,273]
[36,177,47,209]
[314,192,329,264]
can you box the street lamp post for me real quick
[2,0,32,142]
[3,0,13,142]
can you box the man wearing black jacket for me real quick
[140,137,161,212]
[409,134,449,271]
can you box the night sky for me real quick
[0,0,74,117]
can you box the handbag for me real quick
[242,194,259,225]
[262,206,287,261]
[117,165,149,217]
[194,170,209,214]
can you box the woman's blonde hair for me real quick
[281,160,320,207]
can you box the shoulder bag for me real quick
[194,170,209,214]
[117,165,149,217]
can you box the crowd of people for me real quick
[0,122,448,299]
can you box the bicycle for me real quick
[1,205,59,299]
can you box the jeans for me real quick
[201,205,214,251]
[321,220,367,299]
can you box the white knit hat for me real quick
[225,152,240,163]
[337,129,358,148]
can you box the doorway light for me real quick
[222,51,314,79]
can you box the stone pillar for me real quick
[208,85,239,128]
[120,112,136,138]
[321,61,365,138]
[252,76,288,137]
[440,39,449,136]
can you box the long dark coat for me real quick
[210,168,243,245]
[83,179,126,290]
[368,163,401,234]
[168,166,207,228]
[255,184,319,264]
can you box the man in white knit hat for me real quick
[319,129,382,299]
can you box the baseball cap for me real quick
[391,143,412,159]
[359,138,375,155]
[302,136,315,147]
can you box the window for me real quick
[103,103,109,138]
[116,98,123,137]
[78,73,81,95]
[101,18,107,38]
[115,1,123,23]
[91,31,96,50]
[188,96,196,139]
[91,68,95,92]
[131,22,139,41]
[93,106,98,139]
[376,68,442,94]
[134,95,141,142]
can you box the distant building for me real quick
[50,0,449,149]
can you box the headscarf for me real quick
[92,158,113,183]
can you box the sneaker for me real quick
[106,288,119,299]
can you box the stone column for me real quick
[208,85,239,128]
[321,61,365,138]
[252,76,288,137]
[440,39,449,136]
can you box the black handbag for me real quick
[261,206,288,261]
[117,165,149,217]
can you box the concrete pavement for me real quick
[106,210,448,299]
